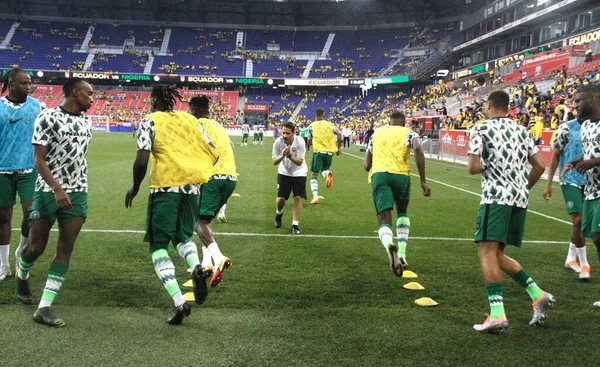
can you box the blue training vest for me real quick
[0,96,42,171]
[559,119,585,187]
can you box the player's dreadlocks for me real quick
[151,84,183,111]
[1,67,26,95]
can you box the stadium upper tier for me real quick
[0,19,457,77]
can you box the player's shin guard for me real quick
[151,245,185,307]
[39,261,69,309]
[176,241,201,270]
[396,215,410,259]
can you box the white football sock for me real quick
[321,170,330,179]
[219,204,227,216]
[0,244,9,267]
[208,242,224,266]
[378,225,393,250]
[566,242,577,263]
[310,178,318,199]
[577,246,590,267]
[201,246,213,269]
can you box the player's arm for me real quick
[307,125,313,150]
[33,144,72,209]
[575,157,600,173]
[543,148,561,201]
[333,127,342,155]
[467,126,483,175]
[288,139,305,166]
[412,136,431,196]
[527,152,545,190]
[364,137,373,171]
[272,141,288,165]
[126,118,152,207]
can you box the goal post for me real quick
[88,115,110,132]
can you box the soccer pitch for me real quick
[1,133,600,366]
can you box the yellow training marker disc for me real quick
[231,193,241,197]
[403,282,425,290]
[183,292,195,302]
[414,297,438,307]
[318,196,325,200]
[182,280,193,288]
[402,270,418,279]
[186,268,192,273]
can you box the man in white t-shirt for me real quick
[272,122,307,234]
[342,125,351,148]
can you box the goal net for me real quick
[88,115,110,132]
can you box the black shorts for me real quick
[277,174,307,200]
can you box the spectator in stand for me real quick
[529,111,544,145]
[585,44,593,63]
[342,125,351,148]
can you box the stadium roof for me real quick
[0,0,487,26]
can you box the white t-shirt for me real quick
[272,135,307,177]
[342,127,351,137]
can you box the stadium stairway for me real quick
[302,59,315,78]
[159,28,171,55]
[76,26,95,53]
[322,33,335,57]
[0,21,19,49]
[83,53,95,71]
[245,59,253,77]
[143,55,154,74]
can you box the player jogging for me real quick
[258,124,265,145]
[16,77,93,327]
[252,124,259,145]
[126,85,217,325]
[307,108,342,204]
[543,118,590,279]
[189,95,234,287]
[0,67,45,280]
[561,86,600,308]
[467,91,554,333]
[364,111,430,276]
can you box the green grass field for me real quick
[1,132,600,366]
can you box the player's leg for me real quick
[144,192,190,324]
[290,176,306,234]
[196,180,231,287]
[393,174,411,267]
[309,153,322,204]
[15,171,37,273]
[503,206,554,325]
[33,212,85,327]
[321,154,334,188]
[173,193,206,305]
[275,174,290,229]
[473,204,509,332]
[372,173,402,277]
[561,185,584,272]
[0,174,16,280]
[16,191,56,304]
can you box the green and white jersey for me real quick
[580,119,600,201]
[242,123,250,134]
[32,107,92,193]
[468,117,538,208]
[258,125,265,134]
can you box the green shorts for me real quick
[28,191,87,227]
[371,172,410,214]
[561,184,584,214]
[259,133,264,139]
[0,171,37,207]
[254,133,259,139]
[243,133,249,139]
[310,152,333,173]
[200,179,237,218]
[144,192,199,245]
[581,199,600,238]
[474,204,527,247]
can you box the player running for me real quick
[241,119,250,146]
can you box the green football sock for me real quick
[485,283,505,319]
[396,215,410,258]
[39,261,69,308]
[151,245,184,306]
[513,270,543,301]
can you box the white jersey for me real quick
[272,135,307,177]
[258,125,265,134]
[32,107,92,193]
[253,125,259,133]
[242,123,250,134]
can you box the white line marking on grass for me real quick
[12,228,564,244]
[341,151,571,225]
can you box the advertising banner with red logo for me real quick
[439,129,471,158]
[178,90,238,116]
[510,49,570,79]
[244,104,269,113]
